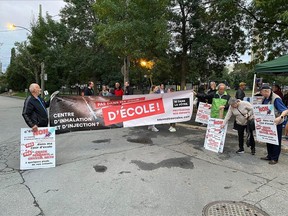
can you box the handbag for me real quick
[247,119,255,131]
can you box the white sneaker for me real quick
[151,126,159,132]
[170,127,176,132]
[168,126,173,131]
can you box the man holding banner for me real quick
[22,83,50,132]
[260,86,288,165]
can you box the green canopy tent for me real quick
[255,54,288,75]
[252,55,288,96]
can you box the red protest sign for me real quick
[102,98,165,125]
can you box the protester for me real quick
[233,82,246,131]
[260,85,288,165]
[159,84,166,94]
[272,84,284,99]
[221,98,255,154]
[84,81,95,96]
[124,81,133,95]
[196,84,206,108]
[236,82,246,100]
[205,83,231,118]
[167,87,176,132]
[99,85,111,96]
[283,91,288,106]
[114,82,124,96]
[22,83,50,132]
[206,81,217,104]
[148,85,160,132]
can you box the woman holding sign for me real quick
[221,98,255,155]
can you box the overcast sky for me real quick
[0,0,66,72]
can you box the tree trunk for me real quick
[180,52,188,90]
[122,56,130,83]
[35,67,39,84]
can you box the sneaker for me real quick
[236,149,244,154]
[251,148,255,155]
[233,129,238,132]
[170,127,176,132]
[168,126,173,131]
[148,126,153,130]
[151,126,159,132]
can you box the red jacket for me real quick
[114,88,124,96]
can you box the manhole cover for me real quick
[203,201,270,216]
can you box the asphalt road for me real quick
[1,95,288,216]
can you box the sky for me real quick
[0,0,66,72]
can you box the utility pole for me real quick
[41,62,45,97]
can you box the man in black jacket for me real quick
[235,82,246,100]
[22,83,50,132]
[124,81,133,95]
[84,81,95,96]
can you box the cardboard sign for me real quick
[204,118,228,153]
[20,127,56,170]
[195,102,211,124]
[253,105,279,145]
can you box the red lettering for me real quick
[33,129,48,136]
[25,142,34,148]
[102,98,165,125]
[259,106,269,112]
[23,150,33,157]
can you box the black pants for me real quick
[266,124,282,161]
[237,124,255,151]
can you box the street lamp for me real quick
[8,24,32,33]
[140,59,155,87]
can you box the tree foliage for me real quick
[168,0,247,88]
[243,0,288,62]
[4,0,288,93]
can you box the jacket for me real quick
[114,88,124,96]
[124,86,133,95]
[223,101,253,126]
[209,91,231,118]
[22,95,50,128]
[235,88,245,100]
[84,87,94,96]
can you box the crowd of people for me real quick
[82,81,134,97]
[22,80,288,165]
[195,81,288,165]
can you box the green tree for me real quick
[168,0,247,89]
[61,0,122,88]
[94,0,170,84]
[240,0,288,62]
[5,43,36,90]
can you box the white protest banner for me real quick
[20,127,56,170]
[195,102,211,124]
[121,90,193,127]
[204,118,228,153]
[253,104,279,145]
[50,90,193,133]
